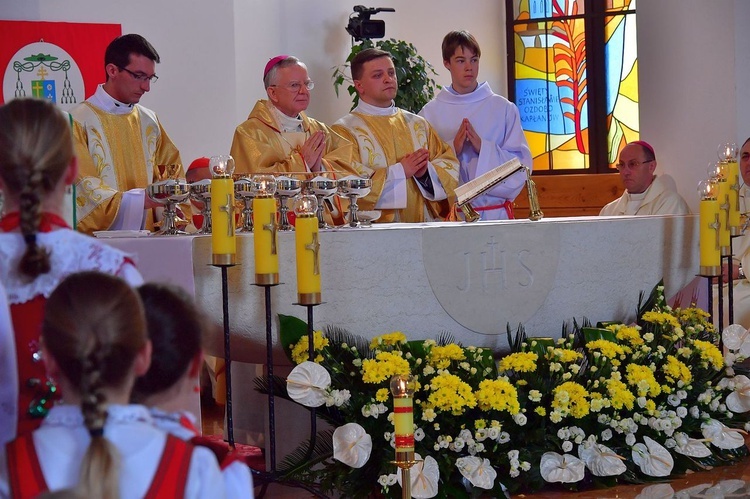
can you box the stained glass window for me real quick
[508,0,638,173]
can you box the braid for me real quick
[18,156,51,279]
[77,342,120,498]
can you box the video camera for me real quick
[346,5,395,41]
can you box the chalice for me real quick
[189,179,212,234]
[337,176,372,228]
[275,176,302,231]
[235,177,255,232]
[304,176,338,229]
[147,179,191,235]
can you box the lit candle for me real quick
[210,155,236,266]
[698,179,721,276]
[293,194,321,305]
[252,175,279,285]
[390,374,416,465]
[719,143,742,235]
[712,162,731,256]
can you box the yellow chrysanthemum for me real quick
[552,381,590,419]
[369,331,407,349]
[475,378,520,414]
[291,331,329,364]
[551,348,583,363]
[361,351,411,384]
[375,388,390,402]
[498,352,538,373]
[642,311,681,329]
[663,355,692,384]
[611,325,644,347]
[692,340,724,370]
[426,372,477,415]
[606,378,635,410]
[428,344,466,369]
[586,340,626,359]
[625,364,662,397]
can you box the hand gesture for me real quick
[400,148,430,178]
[453,118,481,155]
[300,131,326,172]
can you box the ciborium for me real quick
[234,177,255,232]
[276,176,302,231]
[189,179,212,234]
[304,175,338,229]
[147,179,190,235]
[337,176,372,228]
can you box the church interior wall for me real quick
[1,0,746,214]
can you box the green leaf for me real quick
[279,313,309,363]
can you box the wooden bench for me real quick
[512,173,624,218]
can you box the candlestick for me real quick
[293,194,321,305]
[252,175,279,285]
[210,155,236,266]
[711,162,731,256]
[699,179,721,276]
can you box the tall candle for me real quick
[210,155,236,266]
[699,179,721,276]
[728,159,742,234]
[390,375,416,465]
[294,195,321,305]
[717,172,731,255]
[253,196,279,284]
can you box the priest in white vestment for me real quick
[332,48,459,223]
[599,141,690,217]
[420,30,532,221]
[70,34,187,234]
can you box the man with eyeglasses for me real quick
[70,34,187,234]
[600,140,689,216]
[230,55,358,224]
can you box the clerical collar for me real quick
[89,84,136,115]
[271,104,304,132]
[354,99,397,116]
[439,82,493,104]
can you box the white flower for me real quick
[701,419,746,449]
[724,375,750,413]
[377,474,389,487]
[286,361,331,407]
[513,412,527,425]
[539,452,585,483]
[625,433,636,446]
[562,441,573,452]
[498,432,510,444]
[672,432,711,458]
[723,324,750,357]
[333,423,372,468]
[455,456,497,490]
[631,436,674,477]
[676,406,687,418]
[601,429,613,441]
[578,436,626,477]
[414,428,425,442]
[386,474,398,486]
[397,453,440,498]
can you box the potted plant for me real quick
[332,38,440,114]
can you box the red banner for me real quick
[0,20,121,107]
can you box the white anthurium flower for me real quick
[723,324,750,357]
[577,436,626,477]
[286,361,331,407]
[332,423,372,468]
[397,453,440,499]
[455,456,497,490]
[701,419,746,449]
[634,483,675,499]
[673,436,711,458]
[539,452,585,483]
[631,436,673,477]
[724,375,750,413]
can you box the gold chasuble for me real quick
[71,103,184,234]
[230,100,357,177]
[332,110,459,223]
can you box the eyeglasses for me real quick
[270,80,315,93]
[615,159,654,171]
[117,66,159,83]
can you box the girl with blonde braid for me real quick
[0,98,143,441]
[0,271,225,498]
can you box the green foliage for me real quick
[332,38,440,114]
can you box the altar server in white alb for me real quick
[599,140,690,216]
[420,30,532,221]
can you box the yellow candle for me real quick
[210,177,236,266]
[253,196,279,284]
[699,197,721,276]
[728,160,742,234]
[717,177,731,254]
[390,375,415,464]
[295,214,321,304]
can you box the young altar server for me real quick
[0,271,225,498]
[132,282,254,498]
[420,30,532,220]
[0,98,143,442]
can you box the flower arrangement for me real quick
[262,283,750,497]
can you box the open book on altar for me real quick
[454,157,525,206]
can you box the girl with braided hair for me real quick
[0,271,225,498]
[0,98,143,441]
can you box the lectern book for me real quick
[454,158,524,206]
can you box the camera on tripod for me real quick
[346,5,395,41]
